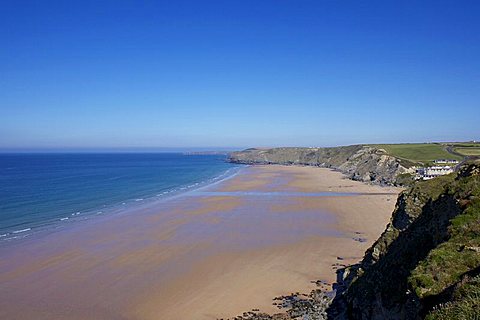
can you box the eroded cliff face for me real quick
[330,162,480,320]
[228,146,411,185]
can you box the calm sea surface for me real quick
[0,153,238,241]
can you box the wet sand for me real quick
[0,165,400,320]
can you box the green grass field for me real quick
[370,143,463,164]
[454,146,480,156]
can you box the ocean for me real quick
[0,153,238,241]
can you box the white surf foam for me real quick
[12,228,31,234]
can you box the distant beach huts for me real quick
[433,159,459,164]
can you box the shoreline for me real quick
[0,164,243,245]
[0,165,400,320]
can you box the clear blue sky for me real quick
[1,0,479,150]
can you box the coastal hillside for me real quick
[229,145,414,185]
[331,161,480,320]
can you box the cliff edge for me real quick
[330,161,480,320]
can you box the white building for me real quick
[416,166,454,180]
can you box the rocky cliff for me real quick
[228,146,413,185]
[330,162,480,320]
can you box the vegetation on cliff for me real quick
[333,161,480,320]
[425,275,480,320]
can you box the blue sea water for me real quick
[0,153,238,241]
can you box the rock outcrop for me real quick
[229,146,412,185]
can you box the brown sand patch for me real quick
[127,236,361,320]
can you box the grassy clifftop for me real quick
[369,143,463,165]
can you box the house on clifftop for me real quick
[416,165,455,180]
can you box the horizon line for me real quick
[0,140,478,154]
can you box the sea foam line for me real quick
[12,228,31,234]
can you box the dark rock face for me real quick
[228,146,412,186]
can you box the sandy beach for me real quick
[0,165,400,320]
